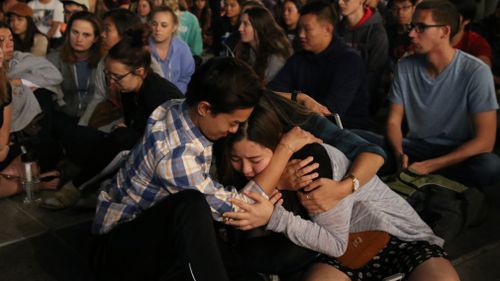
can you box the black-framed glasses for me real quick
[103,69,133,83]
[410,22,447,33]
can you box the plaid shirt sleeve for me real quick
[156,142,268,221]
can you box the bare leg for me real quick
[408,257,460,281]
[303,262,351,281]
[0,156,22,198]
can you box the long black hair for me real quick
[9,14,43,53]
[0,22,12,106]
[235,6,292,82]
[214,91,312,187]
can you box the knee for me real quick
[470,153,500,185]
[173,190,210,216]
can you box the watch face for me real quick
[353,178,360,192]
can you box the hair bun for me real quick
[122,24,152,48]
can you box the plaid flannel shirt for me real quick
[92,99,266,234]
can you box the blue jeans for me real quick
[352,130,500,187]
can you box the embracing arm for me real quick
[157,127,320,221]
[303,114,385,188]
[267,203,351,257]
[224,191,352,257]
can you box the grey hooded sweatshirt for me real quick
[7,51,63,132]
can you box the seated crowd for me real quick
[0,0,499,279]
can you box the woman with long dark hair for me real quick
[235,6,292,83]
[79,8,143,128]
[7,3,48,56]
[0,44,59,198]
[280,0,302,52]
[217,92,460,281]
[215,0,243,56]
[0,45,20,198]
[134,0,154,22]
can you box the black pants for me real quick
[90,190,230,281]
[52,110,140,188]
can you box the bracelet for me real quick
[278,142,294,154]
[291,90,299,102]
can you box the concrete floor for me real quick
[0,183,499,281]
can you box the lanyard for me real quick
[72,63,90,111]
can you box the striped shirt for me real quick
[267,144,443,258]
[92,99,265,234]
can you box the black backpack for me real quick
[384,171,488,242]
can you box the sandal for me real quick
[39,171,61,190]
[40,181,80,210]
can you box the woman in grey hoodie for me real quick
[218,94,460,281]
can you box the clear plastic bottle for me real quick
[20,146,40,204]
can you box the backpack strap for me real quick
[398,171,468,193]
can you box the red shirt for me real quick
[454,30,492,61]
[351,8,374,30]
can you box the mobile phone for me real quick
[327,113,343,129]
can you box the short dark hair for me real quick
[102,8,142,38]
[388,0,418,8]
[185,57,264,114]
[415,0,460,39]
[299,1,338,27]
[450,0,476,21]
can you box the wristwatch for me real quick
[344,174,360,193]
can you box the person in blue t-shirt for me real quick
[355,0,500,187]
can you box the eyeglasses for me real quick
[410,22,447,33]
[390,5,413,13]
[103,69,133,83]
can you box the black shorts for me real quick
[318,236,448,281]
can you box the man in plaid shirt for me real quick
[90,57,322,281]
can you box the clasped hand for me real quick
[222,190,283,231]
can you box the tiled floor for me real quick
[0,183,499,281]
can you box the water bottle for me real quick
[20,146,40,204]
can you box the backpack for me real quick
[384,171,488,242]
